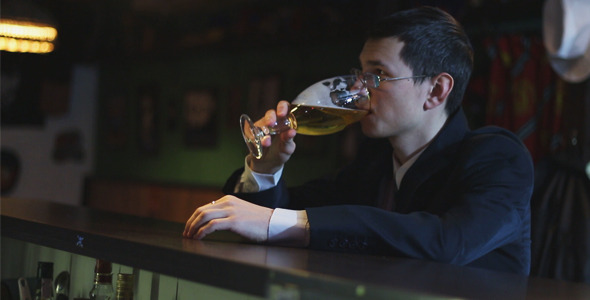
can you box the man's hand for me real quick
[249,100,297,174]
[183,195,273,242]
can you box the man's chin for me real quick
[360,121,379,138]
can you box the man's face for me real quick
[358,37,432,139]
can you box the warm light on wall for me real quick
[0,20,57,53]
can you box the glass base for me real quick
[240,114,264,159]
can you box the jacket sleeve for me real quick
[305,132,533,268]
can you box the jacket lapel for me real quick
[394,108,471,212]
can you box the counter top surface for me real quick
[2,197,589,299]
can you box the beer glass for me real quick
[240,75,370,159]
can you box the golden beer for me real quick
[289,104,368,135]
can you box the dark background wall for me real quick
[3,0,587,190]
[94,42,364,186]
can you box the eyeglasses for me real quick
[351,68,427,88]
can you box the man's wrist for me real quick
[235,156,283,193]
[268,209,310,247]
[247,155,283,175]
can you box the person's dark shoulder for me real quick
[461,126,533,169]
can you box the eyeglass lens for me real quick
[352,69,379,88]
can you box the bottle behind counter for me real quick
[35,262,54,300]
[115,273,134,300]
[89,259,114,300]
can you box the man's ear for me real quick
[424,73,453,111]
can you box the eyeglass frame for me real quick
[351,68,428,88]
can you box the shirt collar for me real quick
[393,147,427,188]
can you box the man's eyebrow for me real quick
[365,60,386,67]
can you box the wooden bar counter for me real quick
[2,197,589,299]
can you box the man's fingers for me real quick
[184,204,209,236]
[195,218,233,239]
[263,110,277,126]
[183,208,201,236]
[184,208,227,238]
[281,129,297,141]
[277,101,290,116]
[261,135,272,147]
[184,198,227,236]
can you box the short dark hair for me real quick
[367,6,473,115]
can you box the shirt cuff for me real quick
[268,208,309,247]
[234,156,283,193]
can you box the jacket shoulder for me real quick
[466,126,528,152]
[460,126,534,174]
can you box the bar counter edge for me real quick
[2,197,589,299]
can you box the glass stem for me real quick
[261,113,296,136]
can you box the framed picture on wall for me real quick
[184,88,218,148]
[137,84,159,155]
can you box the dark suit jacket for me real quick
[224,108,534,275]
